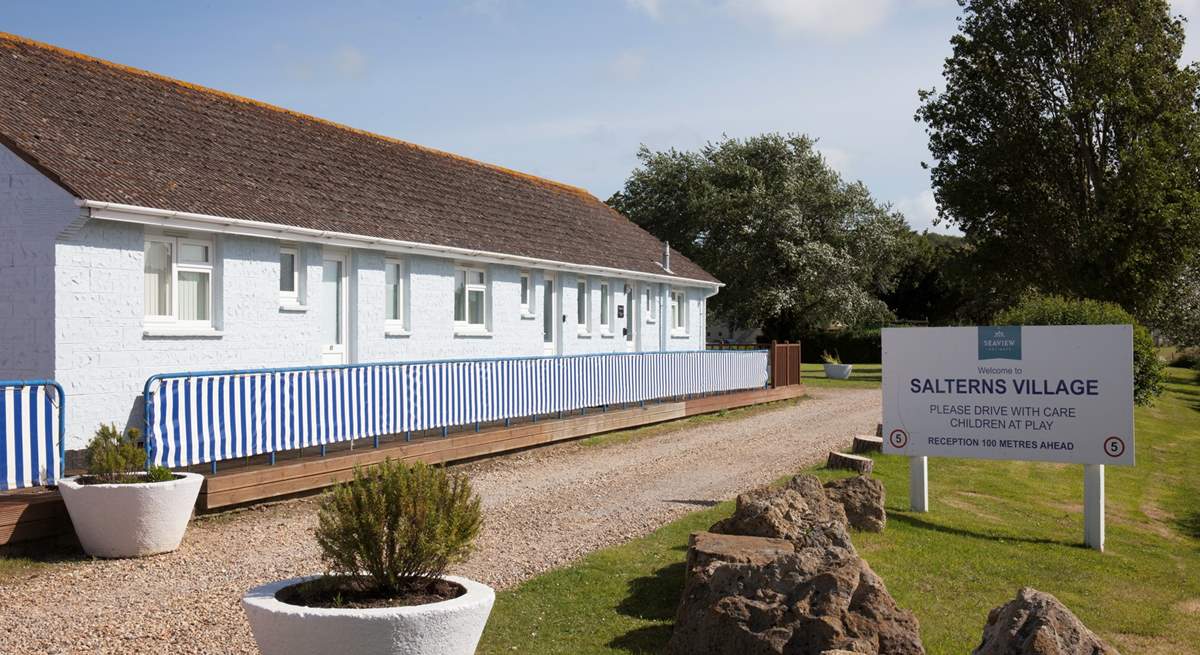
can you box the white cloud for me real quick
[724,0,894,38]
[895,189,960,234]
[606,50,647,81]
[625,0,664,19]
[333,46,368,79]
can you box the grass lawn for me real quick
[477,367,1200,654]
[801,361,882,388]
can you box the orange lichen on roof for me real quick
[0,31,592,199]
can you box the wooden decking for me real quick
[0,487,71,546]
[0,384,804,545]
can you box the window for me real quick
[279,247,299,304]
[144,235,213,327]
[454,266,487,330]
[577,279,590,334]
[520,272,531,315]
[385,259,405,329]
[599,282,611,332]
[671,288,687,334]
[644,286,658,322]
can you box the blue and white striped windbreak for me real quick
[144,350,769,469]
[0,381,65,491]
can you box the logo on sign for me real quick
[978,326,1022,360]
[1103,436,1125,458]
[889,429,909,449]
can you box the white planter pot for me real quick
[58,472,203,558]
[823,363,854,380]
[243,575,495,655]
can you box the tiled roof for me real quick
[0,33,717,284]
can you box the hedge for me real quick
[798,330,882,364]
[994,293,1163,406]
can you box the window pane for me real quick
[577,282,587,325]
[144,241,172,317]
[322,260,342,345]
[454,270,466,322]
[470,270,485,285]
[385,263,401,321]
[280,252,296,293]
[468,289,484,325]
[543,278,554,343]
[600,284,609,325]
[178,271,209,321]
[180,243,208,264]
[520,276,529,307]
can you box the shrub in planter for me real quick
[58,424,202,558]
[995,293,1164,405]
[821,350,854,380]
[242,460,492,655]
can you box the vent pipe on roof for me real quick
[662,242,672,274]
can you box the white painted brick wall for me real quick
[0,145,78,380]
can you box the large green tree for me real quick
[608,134,909,336]
[916,0,1200,318]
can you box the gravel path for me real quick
[0,387,879,655]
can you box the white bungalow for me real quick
[0,34,720,450]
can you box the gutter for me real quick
[79,200,722,290]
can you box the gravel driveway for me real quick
[0,387,879,655]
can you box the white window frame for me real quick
[144,234,215,330]
[576,278,591,335]
[599,281,612,333]
[519,271,533,317]
[645,286,658,323]
[670,288,688,336]
[385,258,407,334]
[279,246,300,306]
[454,265,488,333]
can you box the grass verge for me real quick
[477,367,1200,654]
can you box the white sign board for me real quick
[882,325,1134,466]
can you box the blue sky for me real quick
[8,1,1200,234]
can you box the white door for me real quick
[542,274,558,355]
[320,255,348,364]
[623,282,637,352]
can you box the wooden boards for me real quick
[0,489,70,546]
[200,384,806,510]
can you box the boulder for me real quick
[823,476,886,533]
[973,588,1119,655]
[710,475,855,556]
[686,532,796,581]
[668,546,925,655]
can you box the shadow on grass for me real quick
[890,512,1080,548]
[608,561,686,652]
[665,499,721,508]
[1175,509,1200,540]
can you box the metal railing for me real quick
[143,349,770,471]
[0,380,66,490]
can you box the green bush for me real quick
[83,424,174,484]
[994,293,1164,406]
[315,459,482,594]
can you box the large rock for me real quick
[668,546,925,655]
[686,532,796,580]
[973,588,1119,655]
[710,475,855,557]
[823,476,886,533]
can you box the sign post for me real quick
[882,325,1134,551]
